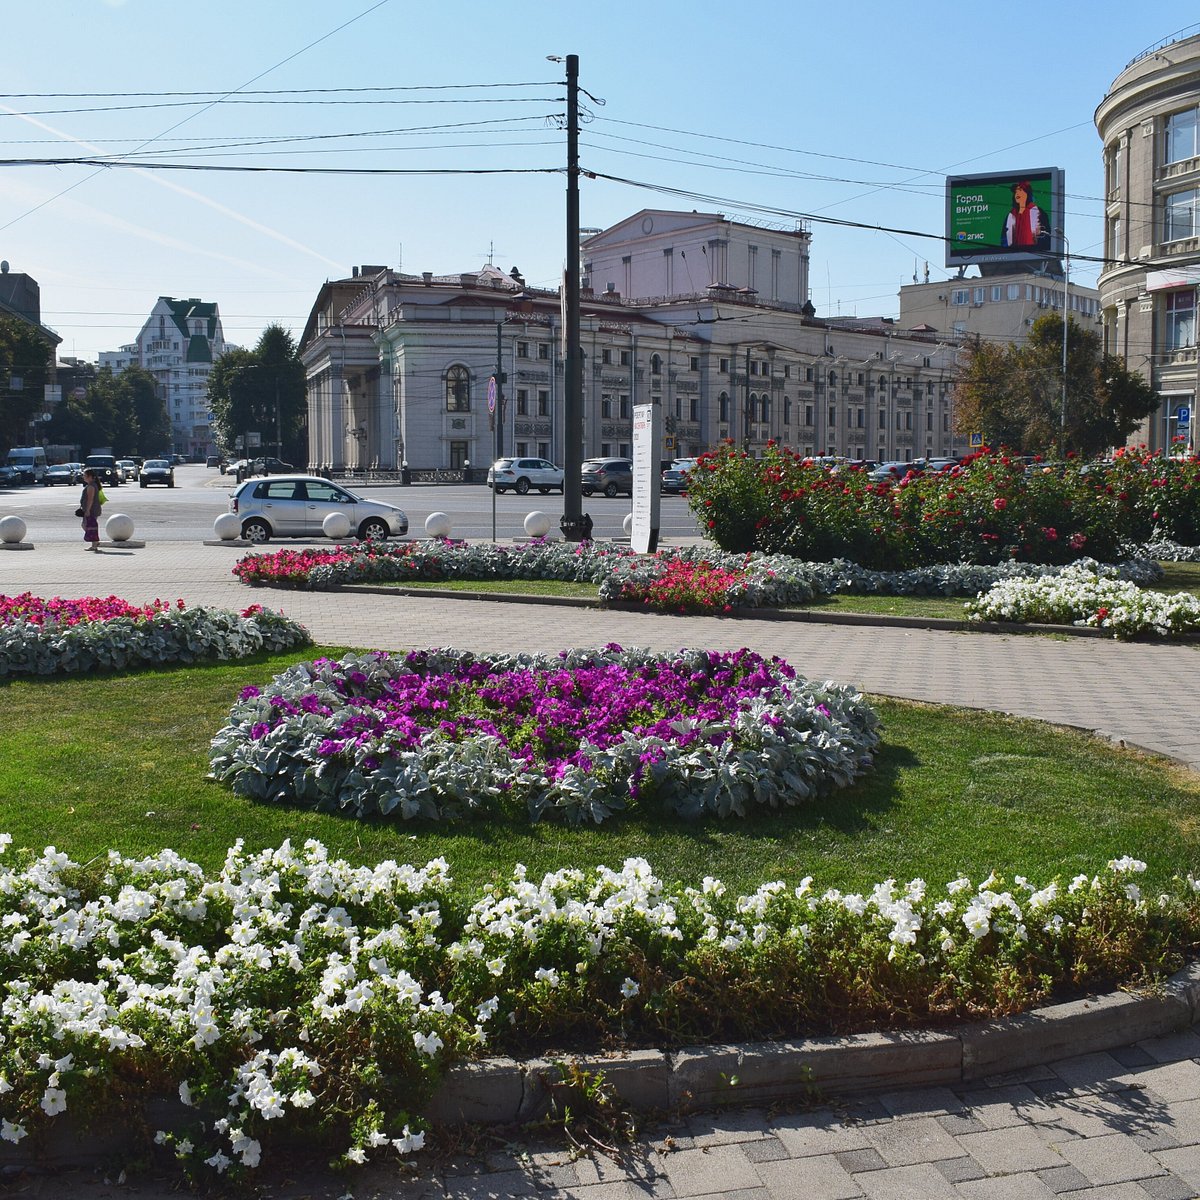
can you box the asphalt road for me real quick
[0,466,707,544]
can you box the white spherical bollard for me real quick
[425,511,452,538]
[623,512,634,536]
[213,513,241,541]
[322,511,352,540]
[523,510,552,538]
[104,513,135,543]
[0,515,26,544]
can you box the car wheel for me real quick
[242,518,271,543]
[167,481,174,488]
[358,517,390,540]
[140,481,147,488]
[515,477,531,495]
[582,488,593,497]
[538,487,550,494]
[604,482,619,498]
[495,487,507,494]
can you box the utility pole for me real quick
[560,53,589,541]
[495,322,505,461]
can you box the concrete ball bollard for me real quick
[623,512,634,536]
[213,513,242,541]
[0,515,26,544]
[104,513,135,543]
[425,512,452,539]
[523,511,552,538]
[322,511,352,540]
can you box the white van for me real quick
[5,446,48,484]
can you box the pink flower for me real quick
[992,498,1007,511]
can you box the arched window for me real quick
[445,365,470,412]
[878,374,887,390]
[762,394,772,424]
[718,391,729,422]
[784,396,792,425]
[828,370,837,388]
[651,353,662,375]
[746,392,757,423]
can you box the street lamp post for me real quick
[1059,232,1070,458]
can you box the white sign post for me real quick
[631,403,661,554]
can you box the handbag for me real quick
[74,507,84,517]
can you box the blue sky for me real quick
[0,1,1191,360]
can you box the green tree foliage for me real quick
[208,325,306,462]
[46,365,169,456]
[953,315,1157,457]
[0,316,53,450]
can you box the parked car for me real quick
[257,457,294,475]
[83,454,122,486]
[206,455,225,469]
[229,475,409,543]
[660,459,697,494]
[486,457,564,495]
[116,459,138,481]
[868,461,923,483]
[0,465,20,487]
[43,463,79,486]
[139,458,175,487]
[581,457,634,497]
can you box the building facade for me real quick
[99,296,233,457]
[1096,30,1200,453]
[898,272,1101,346]
[300,217,962,474]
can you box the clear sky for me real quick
[0,1,1192,361]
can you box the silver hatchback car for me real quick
[230,475,409,543]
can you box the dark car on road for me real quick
[581,457,634,498]
[139,458,175,487]
[83,454,122,487]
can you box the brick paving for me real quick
[6,538,1200,1197]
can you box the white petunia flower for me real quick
[413,1030,443,1057]
[620,978,640,999]
[40,1088,67,1116]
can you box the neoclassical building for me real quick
[1096,30,1200,452]
[299,212,962,472]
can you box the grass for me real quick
[4,647,1199,896]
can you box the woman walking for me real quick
[79,468,101,551]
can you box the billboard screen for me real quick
[945,168,1064,268]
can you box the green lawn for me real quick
[4,648,1198,896]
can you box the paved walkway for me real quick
[7,538,1200,1197]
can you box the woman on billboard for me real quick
[1000,180,1049,250]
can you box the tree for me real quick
[124,367,171,454]
[953,315,1157,457]
[0,315,53,450]
[208,325,305,462]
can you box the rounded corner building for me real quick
[1096,26,1200,453]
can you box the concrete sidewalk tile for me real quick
[955,1177,1059,1199]
[685,1109,774,1146]
[1048,1049,1129,1091]
[657,1144,762,1195]
[932,1154,987,1183]
[834,1149,888,1173]
[956,1082,1043,1128]
[1138,1028,1200,1065]
[1029,1088,1161,1140]
[752,1154,863,1199]
[1137,1172,1200,1200]
[954,1125,1066,1173]
[859,1116,963,1166]
[1054,1132,1165,1185]
[1033,1163,1092,1192]
[1123,1059,1200,1102]
[770,1113,872,1159]
[875,1085,966,1120]
[850,1162,960,1199]
[438,1167,545,1197]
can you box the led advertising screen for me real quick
[945,168,1064,268]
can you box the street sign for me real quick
[487,376,497,414]
[969,432,983,447]
[1177,405,1191,426]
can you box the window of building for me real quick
[951,288,970,305]
[602,348,612,365]
[1166,106,1200,165]
[517,341,529,359]
[878,409,886,430]
[689,355,700,371]
[719,391,729,422]
[856,407,864,428]
[804,404,813,426]
[516,388,529,416]
[828,370,837,388]
[761,359,770,375]
[749,360,759,376]
[538,441,550,459]
[784,396,791,425]
[445,365,470,411]
[719,357,729,373]
[1165,188,1200,243]
[601,395,612,418]
[828,406,836,427]
[805,367,814,383]
[449,441,468,468]
[1109,215,1123,260]
[926,411,933,431]
[1007,283,1021,300]
[537,389,550,417]
[1165,289,1197,351]
[516,441,528,457]
[762,394,772,423]
[974,287,985,304]
[674,396,682,419]
[619,394,630,419]
[905,411,912,430]
[620,350,631,367]
[537,343,550,360]
[783,364,791,378]
[943,412,950,432]
[746,394,757,424]
[896,412,902,430]
[651,354,662,375]
[690,396,698,421]
[991,286,1002,302]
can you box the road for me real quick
[0,467,706,544]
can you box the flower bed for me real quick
[209,646,880,824]
[0,593,310,676]
[0,837,1195,1178]
[231,538,1165,613]
[967,564,1200,638]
